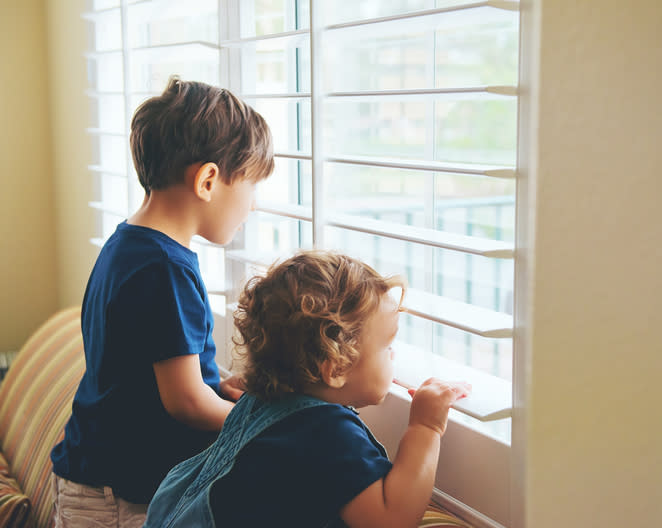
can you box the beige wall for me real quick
[45,0,97,309]
[0,0,94,351]
[522,1,662,526]
[0,0,58,351]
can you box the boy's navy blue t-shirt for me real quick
[51,222,220,504]
[210,404,393,527]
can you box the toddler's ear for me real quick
[320,359,347,389]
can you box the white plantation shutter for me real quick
[84,1,521,525]
[230,0,519,425]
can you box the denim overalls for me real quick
[143,393,331,527]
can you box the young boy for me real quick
[143,250,471,528]
[50,76,274,527]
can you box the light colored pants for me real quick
[52,474,148,528]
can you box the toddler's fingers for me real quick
[409,379,471,401]
[448,383,471,402]
[451,382,472,398]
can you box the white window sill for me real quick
[392,341,512,424]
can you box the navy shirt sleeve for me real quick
[210,404,392,527]
[107,259,209,368]
[305,405,393,510]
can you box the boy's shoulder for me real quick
[89,222,202,297]
[101,222,198,269]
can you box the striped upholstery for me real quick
[0,307,84,528]
[420,504,476,527]
[0,450,30,527]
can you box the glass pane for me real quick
[93,0,119,9]
[325,164,515,237]
[243,0,306,36]
[324,31,429,93]
[248,98,311,153]
[245,212,312,254]
[325,166,431,228]
[433,249,513,312]
[128,94,150,117]
[435,97,517,166]
[128,45,220,92]
[396,314,512,381]
[321,0,429,25]
[92,0,145,8]
[295,0,309,30]
[129,173,145,213]
[90,94,126,135]
[324,7,518,92]
[436,177,515,241]
[127,0,219,48]
[101,211,124,240]
[323,227,512,310]
[89,10,122,52]
[88,53,124,92]
[194,244,226,293]
[257,158,311,207]
[324,95,516,165]
[434,9,518,87]
[99,173,128,215]
[239,35,310,93]
[434,326,512,381]
[97,135,128,174]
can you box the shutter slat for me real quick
[325,1,519,32]
[219,28,309,47]
[326,155,516,179]
[404,289,512,339]
[225,249,512,338]
[88,165,127,178]
[328,211,513,258]
[326,86,516,99]
[88,201,127,218]
[255,202,513,258]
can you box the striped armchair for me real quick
[0,308,84,528]
[0,308,473,528]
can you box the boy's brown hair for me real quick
[130,76,274,193]
[233,250,406,401]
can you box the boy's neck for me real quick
[127,188,198,248]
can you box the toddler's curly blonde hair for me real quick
[233,250,405,401]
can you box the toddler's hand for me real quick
[219,374,246,402]
[407,378,471,436]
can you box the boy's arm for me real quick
[340,379,470,528]
[153,354,234,431]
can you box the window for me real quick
[84,1,521,526]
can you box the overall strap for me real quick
[155,393,333,527]
[188,393,331,496]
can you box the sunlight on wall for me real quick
[0,1,58,350]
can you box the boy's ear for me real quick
[320,359,347,389]
[193,162,220,202]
